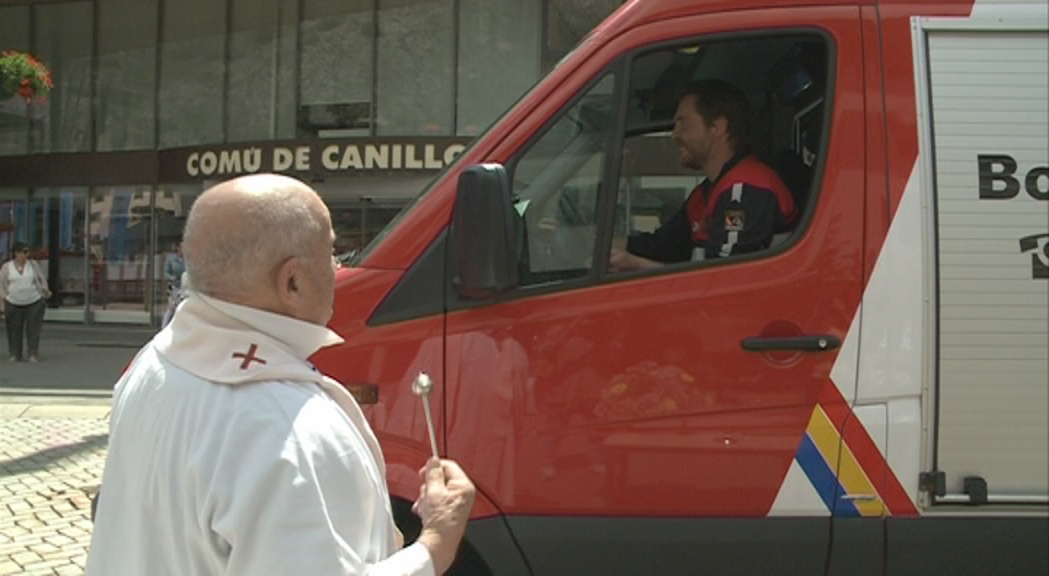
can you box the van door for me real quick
[443,8,865,575]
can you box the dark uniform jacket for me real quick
[627,152,798,263]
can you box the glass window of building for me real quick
[0,188,30,261]
[152,184,199,325]
[228,0,299,142]
[543,0,623,71]
[375,0,454,136]
[299,0,374,138]
[0,5,30,155]
[90,185,156,324]
[0,5,30,64]
[1,187,90,322]
[0,0,631,328]
[456,0,542,136]
[97,0,159,151]
[159,0,226,148]
[33,1,94,153]
[316,176,424,256]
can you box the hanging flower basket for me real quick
[0,50,54,103]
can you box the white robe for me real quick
[86,293,434,576]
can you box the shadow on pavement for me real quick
[0,433,109,478]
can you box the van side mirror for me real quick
[450,164,519,299]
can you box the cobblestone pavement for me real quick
[0,410,109,576]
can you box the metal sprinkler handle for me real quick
[411,372,440,459]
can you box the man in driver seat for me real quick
[609,79,797,272]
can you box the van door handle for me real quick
[740,335,841,352]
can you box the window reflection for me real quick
[375,0,454,136]
[0,5,30,155]
[159,0,225,147]
[34,1,93,153]
[457,0,541,136]
[543,0,623,72]
[509,74,615,285]
[312,177,417,260]
[300,0,374,137]
[152,185,198,324]
[2,0,625,152]
[97,0,159,151]
[89,186,152,322]
[229,0,298,142]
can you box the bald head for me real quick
[183,174,331,310]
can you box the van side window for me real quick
[508,74,616,287]
[612,35,827,270]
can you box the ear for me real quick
[711,116,729,137]
[274,256,303,309]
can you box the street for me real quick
[0,322,151,393]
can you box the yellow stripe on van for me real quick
[806,406,885,517]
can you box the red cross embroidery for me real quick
[232,344,267,370]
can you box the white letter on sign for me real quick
[295,146,310,171]
[273,148,293,171]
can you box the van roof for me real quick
[612,0,975,31]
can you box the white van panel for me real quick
[927,25,1048,497]
[854,168,924,405]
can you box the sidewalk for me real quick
[0,396,111,419]
[1,323,136,575]
[0,396,108,575]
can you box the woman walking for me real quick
[0,242,52,363]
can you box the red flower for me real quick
[1,50,53,102]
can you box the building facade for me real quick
[0,0,621,325]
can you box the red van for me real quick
[312,0,1049,573]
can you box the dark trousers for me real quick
[5,298,46,360]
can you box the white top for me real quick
[86,293,434,576]
[3,261,43,305]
